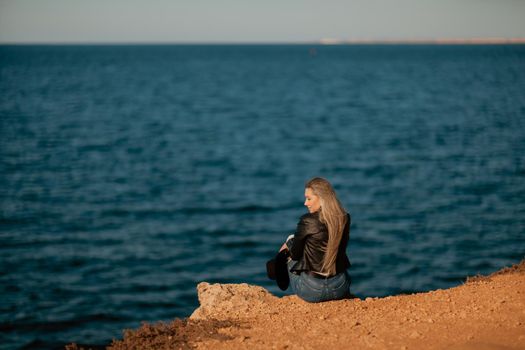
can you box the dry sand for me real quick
[68,260,525,350]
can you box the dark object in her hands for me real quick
[266,249,290,291]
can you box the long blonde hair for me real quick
[305,177,348,275]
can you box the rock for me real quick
[409,330,421,339]
[190,282,278,320]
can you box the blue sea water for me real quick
[1,44,524,349]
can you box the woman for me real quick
[279,177,351,302]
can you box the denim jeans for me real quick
[287,259,351,303]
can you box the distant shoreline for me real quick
[318,37,525,45]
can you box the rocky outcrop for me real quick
[100,260,525,350]
[190,282,278,321]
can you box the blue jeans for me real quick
[287,259,351,303]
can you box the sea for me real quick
[1,44,524,349]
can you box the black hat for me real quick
[266,250,290,291]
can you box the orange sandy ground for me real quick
[70,261,525,350]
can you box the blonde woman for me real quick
[279,177,351,302]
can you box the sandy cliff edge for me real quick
[69,260,525,350]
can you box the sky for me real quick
[1,0,524,43]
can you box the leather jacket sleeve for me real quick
[286,213,319,261]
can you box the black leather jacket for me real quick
[286,211,351,275]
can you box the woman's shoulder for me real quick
[299,212,319,221]
[298,212,323,228]
[296,212,323,236]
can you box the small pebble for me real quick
[409,330,420,339]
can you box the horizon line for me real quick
[1,37,524,46]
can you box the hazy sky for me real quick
[1,0,524,43]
